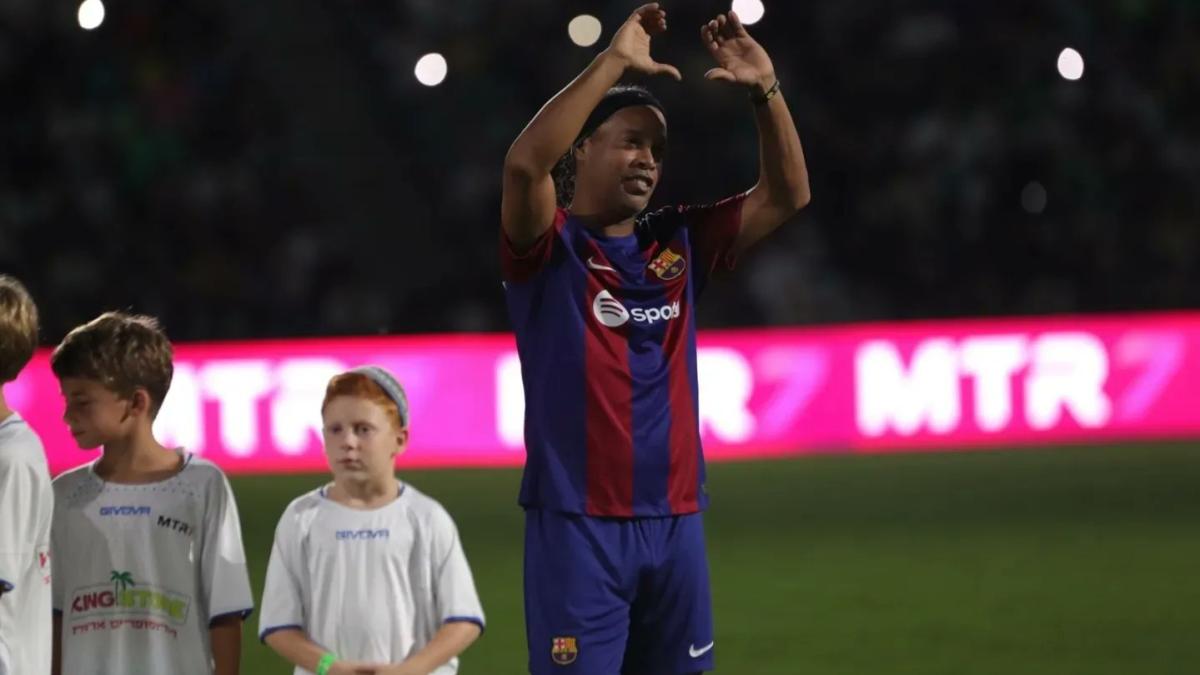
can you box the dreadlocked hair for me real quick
[551,145,577,209]
[551,85,664,210]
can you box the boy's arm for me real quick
[259,504,380,675]
[264,628,382,675]
[200,472,255,668]
[51,613,61,675]
[0,458,32,602]
[378,622,482,675]
[407,505,485,675]
[210,615,242,675]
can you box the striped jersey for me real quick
[501,194,745,517]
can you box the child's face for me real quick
[322,395,407,483]
[59,377,136,449]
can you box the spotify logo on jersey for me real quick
[592,290,631,327]
[592,290,681,328]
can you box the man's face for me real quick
[574,105,667,218]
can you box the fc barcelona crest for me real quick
[551,636,579,666]
[648,248,686,281]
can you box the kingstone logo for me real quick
[70,571,191,625]
[592,290,681,328]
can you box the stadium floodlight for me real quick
[568,15,603,47]
[1057,47,1084,81]
[77,0,105,30]
[731,0,765,25]
[414,53,448,87]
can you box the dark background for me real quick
[3,0,1197,342]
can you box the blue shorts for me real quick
[524,509,715,675]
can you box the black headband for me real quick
[576,87,666,143]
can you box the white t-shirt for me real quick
[51,453,254,675]
[0,413,53,675]
[259,483,485,675]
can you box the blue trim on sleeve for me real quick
[209,607,254,627]
[0,579,13,593]
[444,616,486,633]
[259,623,304,643]
[53,608,63,616]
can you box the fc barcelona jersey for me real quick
[500,194,746,517]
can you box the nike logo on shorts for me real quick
[689,641,715,658]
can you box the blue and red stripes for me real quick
[645,238,702,513]
[581,243,635,517]
[505,210,721,517]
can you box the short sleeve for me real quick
[258,509,306,641]
[641,193,747,297]
[429,507,484,631]
[200,472,254,624]
[500,210,567,284]
[0,458,34,594]
[685,192,748,293]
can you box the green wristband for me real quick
[316,653,337,675]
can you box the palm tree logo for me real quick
[110,570,135,599]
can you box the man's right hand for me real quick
[605,3,682,80]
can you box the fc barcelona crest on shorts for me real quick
[551,636,579,665]
[648,248,686,281]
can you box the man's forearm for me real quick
[752,81,810,210]
[505,50,627,175]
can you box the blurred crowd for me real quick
[1,0,1197,343]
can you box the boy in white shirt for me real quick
[0,275,52,675]
[259,366,484,675]
[50,311,253,675]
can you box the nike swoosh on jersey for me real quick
[689,641,715,658]
[586,256,617,272]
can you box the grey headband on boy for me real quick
[349,365,410,427]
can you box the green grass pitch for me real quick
[231,443,1200,674]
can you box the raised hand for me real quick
[608,3,682,80]
[701,11,776,91]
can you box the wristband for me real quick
[316,653,337,675]
[752,79,781,105]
